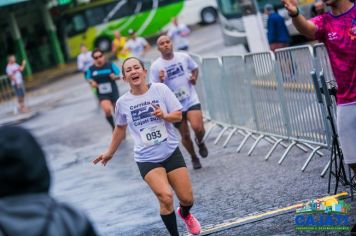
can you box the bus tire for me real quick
[201,7,217,24]
[95,37,112,52]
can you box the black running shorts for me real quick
[173,103,201,129]
[136,147,187,179]
[97,90,119,104]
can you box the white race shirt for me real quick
[77,51,94,72]
[125,37,148,59]
[167,24,190,50]
[6,63,23,86]
[150,52,199,111]
[115,83,182,163]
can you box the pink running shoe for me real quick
[177,207,201,235]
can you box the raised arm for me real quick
[93,125,127,166]
[189,68,199,85]
[152,103,182,123]
[282,0,317,38]
[19,60,26,72]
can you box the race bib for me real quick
[98,82,112,94]
[174,87,190,102]
[139,123,168,146]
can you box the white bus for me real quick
[178,0,218,25]
[216,0,317,46]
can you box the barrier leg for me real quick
[295,144,308,153]
[248,134,265,156]
[236,132,252,153]
[301,146,323,172]
[214,126,229,145]
[265,138,284,161]
[223,127,237,148]
[203,117,210,123]
[348,166,353,201]
[298,143,324,157]
[267,137,289,150]
[278,141,297,165]
[321,160,331,178]
[203,122,216,143]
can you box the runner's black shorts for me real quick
[97,90,119,104]
[173,103,201,129]
[136,147,187,179]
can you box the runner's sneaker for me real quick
[196,138,208,158]
[177,207,201,235]
[191,157,202,169]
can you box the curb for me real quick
[0,111,40,126]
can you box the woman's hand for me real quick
[93,153,113,166]
[89,80,98,88]
[159,70,166,82]
[109,73,120,80]
[281,0,298,15]
[152,104,165,119]
[189,74,197,85]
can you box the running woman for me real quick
[150,35,208,170]
[93,57,201,235]
[85,49,121,130]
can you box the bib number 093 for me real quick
[140,124,168,146]
[146,130,162,141]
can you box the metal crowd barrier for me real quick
[143,60,151,82]
[190,54,210,121]
[192,43,335,173]
[313,43,337,117]
[201,57,234,144]
[220,55,257,150]
[313,43,335,84]
[244,52,290,156]
[0,75,17,115]
[274,46,330,169]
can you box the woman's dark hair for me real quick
[91,48,104,58]
[121,57,146,76]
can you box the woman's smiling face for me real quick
[122,58,147,87]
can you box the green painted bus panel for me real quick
[139,4,184,36]
[66,2,183,58]
[101,2,183,37]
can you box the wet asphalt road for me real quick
[15,23,356,235]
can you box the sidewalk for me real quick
[25,62,78,91]
[0,63,79,126]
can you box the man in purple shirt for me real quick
[282,0,356,174]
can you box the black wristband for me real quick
[288,7,300,17]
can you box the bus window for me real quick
[105,2,134,22]
[257,0,281,9]
[217,0,242,19]
[65,14,87,37]
[159,0,181,7]
[85,7,106,26]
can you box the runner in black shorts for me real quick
[93,57,201,235]
[86,48,121,130]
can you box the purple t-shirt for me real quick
[310,4,356,105]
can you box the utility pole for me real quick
[238,0,269,52]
